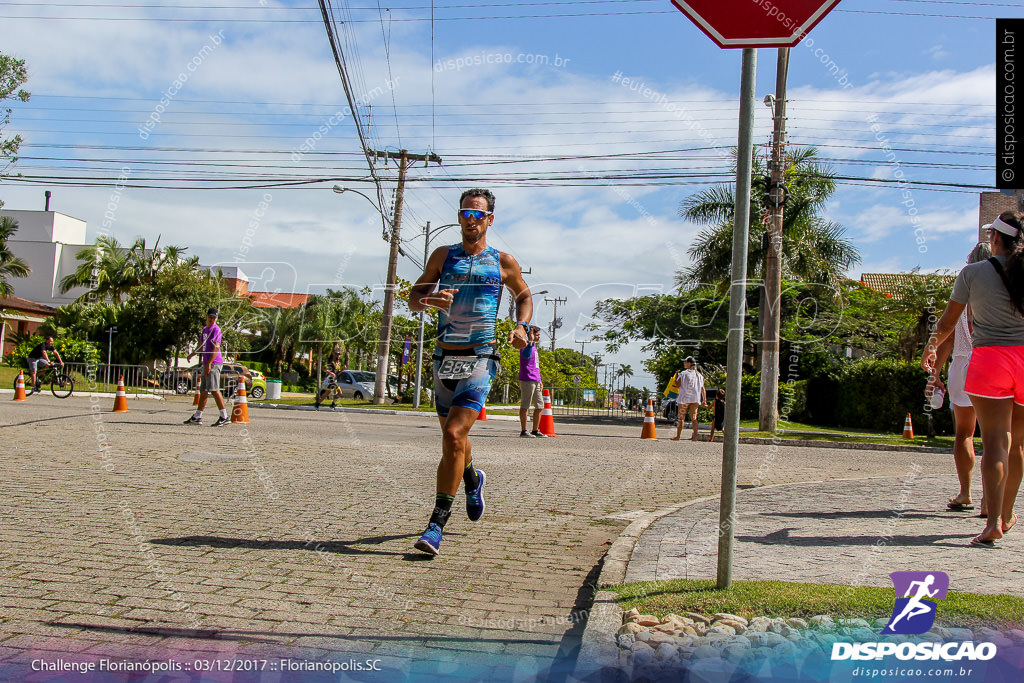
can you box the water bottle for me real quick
[930,388,945,410]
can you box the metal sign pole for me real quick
[717,47,757,589]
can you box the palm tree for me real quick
[678,147,860,290]
[0,215,30,297]
[616,364,633,392]
[60,235,192,303]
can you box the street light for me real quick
[333,184,400,405]
[411,221,460,409]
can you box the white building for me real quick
[0,209,91,307]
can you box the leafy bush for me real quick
[739,374,796,421]
[9,335,100,366]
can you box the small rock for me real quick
[747,616,773,632]
[838,618,871,629]
[663,613,694,626]
[649,631,675,646]
[1005,629,1024,644]
[617,634,634,650]
[622,608,640,625]
[851,628,876,642]
[717,619,747,634]
[931,626,951,640]
[654,623,677,634]
[636,614,661,627]
[919,632,944,643]
[635,630,652,643]
[990,636,1015,649]
[872,617,891,629]
[713,613,749,627]
[745,632,770,648]
[947,628,974,642]
[706,625,736,636]
[677,625,700,637]
[772,641,797,657]
[763,633,788,648]
[686,612,712,625]
[693,645,719,659]
[674,635,697,648]
[617,622,645,636]
[721,644,748,662]
[631,645,654,666]
[975,627,1001,640]
[655,643,678,660]
[786,618,808,630]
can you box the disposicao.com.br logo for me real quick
[831,571,997,662]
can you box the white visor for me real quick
[990,217,1020,237]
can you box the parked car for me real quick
[334,370,400,400]
[160,362,266,398]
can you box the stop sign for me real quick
[670,0,842,48]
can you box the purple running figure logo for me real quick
[881,571,949,635]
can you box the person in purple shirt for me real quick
[516,326,547,438]
[184,307,230,427]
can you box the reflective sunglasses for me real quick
[458,208,492,220]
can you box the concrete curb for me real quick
[245,402,521,420]
[0,388,164,401]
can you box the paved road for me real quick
[0,396,956,680]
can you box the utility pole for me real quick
[576,339,589,364]
[544,296,567,352]
[366,148,441,405]
[759,48,789,433]
[413,221,431,409]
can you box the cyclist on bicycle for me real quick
[27,336,63,391]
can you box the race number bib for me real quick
[437,356,479,380]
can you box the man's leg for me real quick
[519,406,529,433]
[672,405,685,440]
[690,405,700,440]
[533,406,542,432]
[949,404,978,506]
[971,396,1012,543]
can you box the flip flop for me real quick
[969,535,1001,549]
[1003,513,1019,533]
[947,501,975,511]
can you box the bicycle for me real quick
[15,363,75,398]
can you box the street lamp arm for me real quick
[333,184,384,216]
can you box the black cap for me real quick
[207,307,219,317]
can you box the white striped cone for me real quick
[231,382,250,423]
[641,398,657,439]
[537,389,557,436]
[112,376,129,412]
[13,371,27,401]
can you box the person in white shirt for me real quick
[670,356,707,441]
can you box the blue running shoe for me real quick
[466,469,486,522]
[415,523,443,556]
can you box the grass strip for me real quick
[607,579,1024,630]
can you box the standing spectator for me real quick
[923,212,1024,547]
[925,241,991,513]
[670,356,707,441]
[184,307,229,427]
[515,325,546,438]
[708,388,726,442]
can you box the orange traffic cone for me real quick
[537,389,558,437]
[641,398,658,440]
[12,371,27,401]
[902,412,914,439]
[231,381,250,424]
[112,376,129,413]
[478,404,488,421]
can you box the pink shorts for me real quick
[964,345,1024,405]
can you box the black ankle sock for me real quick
[463,461,479,490]
[430,493,455,528]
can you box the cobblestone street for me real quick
[0,396,956,679]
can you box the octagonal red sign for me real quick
[670,0,843,48]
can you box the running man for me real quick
[408,188,533,556]
[27,335,63,390]
[184,308,230,427]
[887,574,939,630]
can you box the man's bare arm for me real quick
[501,252,533,349]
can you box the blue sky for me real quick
[0,0,1016,388]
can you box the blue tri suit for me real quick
[433,244,503,417]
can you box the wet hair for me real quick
[967,241,991,265]
[995,211,1024,316]
[460,188,495,212]
[717,388,725,399]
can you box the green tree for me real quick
[679,147,860,290]
[0,215,30,296]
[60,235,195,303]
[0,51,30,199]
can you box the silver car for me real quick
[335,370,399,400]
